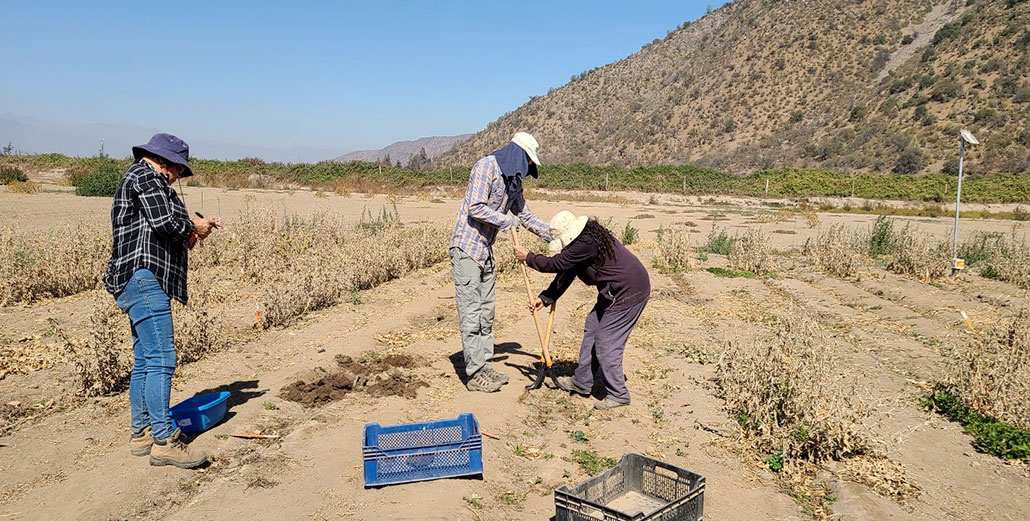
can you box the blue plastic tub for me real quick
[362,413,483,487]
[168,391,230,434]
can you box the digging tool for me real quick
[526,302,560,390]
[511,228,561,391]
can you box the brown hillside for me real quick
[440,0,1030,175]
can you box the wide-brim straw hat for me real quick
[547,210,588,254]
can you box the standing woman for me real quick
[513,211,650,410]
[103,133,220,468]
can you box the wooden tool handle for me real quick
[543,302,556,366]
[511,228,551,366]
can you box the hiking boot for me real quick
[594,397,629,410]
[483,367,509,385]
[466,370,502,393]
[149,429,208,469]
[555,376,591,397]
[130,425,153,456]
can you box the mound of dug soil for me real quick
[279,353,427,406]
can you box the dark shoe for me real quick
[483,367,509,385]
[594,398,629,410]
[555,376,591,397]
[130,425,153,456]
[149,429,208,469]
[466,370,502,392]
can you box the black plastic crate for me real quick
[555,453,705,521]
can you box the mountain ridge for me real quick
[440,0,1030,175]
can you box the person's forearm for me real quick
[468,201,511,228]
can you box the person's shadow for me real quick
[448,342,579,389]
[449,342,536,385]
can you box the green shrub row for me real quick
[3,155,1030,203]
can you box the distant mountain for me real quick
[334,134,473,164]
[0,113,342,163]
[441,0,1030,175]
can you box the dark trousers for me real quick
[571,296,648,404]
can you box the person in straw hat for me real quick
[103,133,221,468]
[449,132,552,392]
[514,211,650,409]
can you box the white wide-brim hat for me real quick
[512,132,541,166]
[547,210,588,254]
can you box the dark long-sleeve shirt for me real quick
[103,160,195,304]
[526,233,650,311]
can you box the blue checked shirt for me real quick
[103,160,195,304]
[449,155,551,265]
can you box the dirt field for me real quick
[1,180,1028,521]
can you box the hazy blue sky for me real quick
[0,1,725,161]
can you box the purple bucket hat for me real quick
[132,133,193,177]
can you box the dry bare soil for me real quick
[1,182,1028,521]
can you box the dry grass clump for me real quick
[258,211,448,328]
[952,303,1030,430]
[173,285,232,364]
[492,232,548,277]
[806,224,864,278]
[798,203,820,228]
[58,297,131,397]
[716,314,872,465]
[6,180,40,193]
[652,227,692,273]
[959,230,1030,288]
[884,224,949,281]
[715,312,917,508]
[729,227,770,275]
[0,223,110,306]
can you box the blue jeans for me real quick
[114,269,177,441]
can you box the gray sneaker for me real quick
[483,367,509,385]
[466,370,502,392]
[555,376,591,397]
[594,397,629,410]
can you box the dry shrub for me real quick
[173,284,231,364]
[799,204,820,228]
[807,224,864,278]
[960,230,1030,288]
[652,227,692,273]
[984,237,1030,288]
[884,224,949,280]
[63,165,92,186]
[729,227,770,275]
[6,180,40,193]
[755,208,793,223]
[0,223,110,306]
[716,314,872,464]
[259,214,448,328]
[952,303,1030,429]
[59,297,131,397]
[715,312,917,504]
[493,232,548,276]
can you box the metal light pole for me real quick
[951,129,979,276]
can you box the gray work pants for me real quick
[450,247,496,377]
[571,296,649,404]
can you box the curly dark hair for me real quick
[581,219,616,267]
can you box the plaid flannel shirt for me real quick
[449,155,551,265]
[103,160,195,304]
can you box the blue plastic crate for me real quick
[168,391,230,434]
[363,413,483,487]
